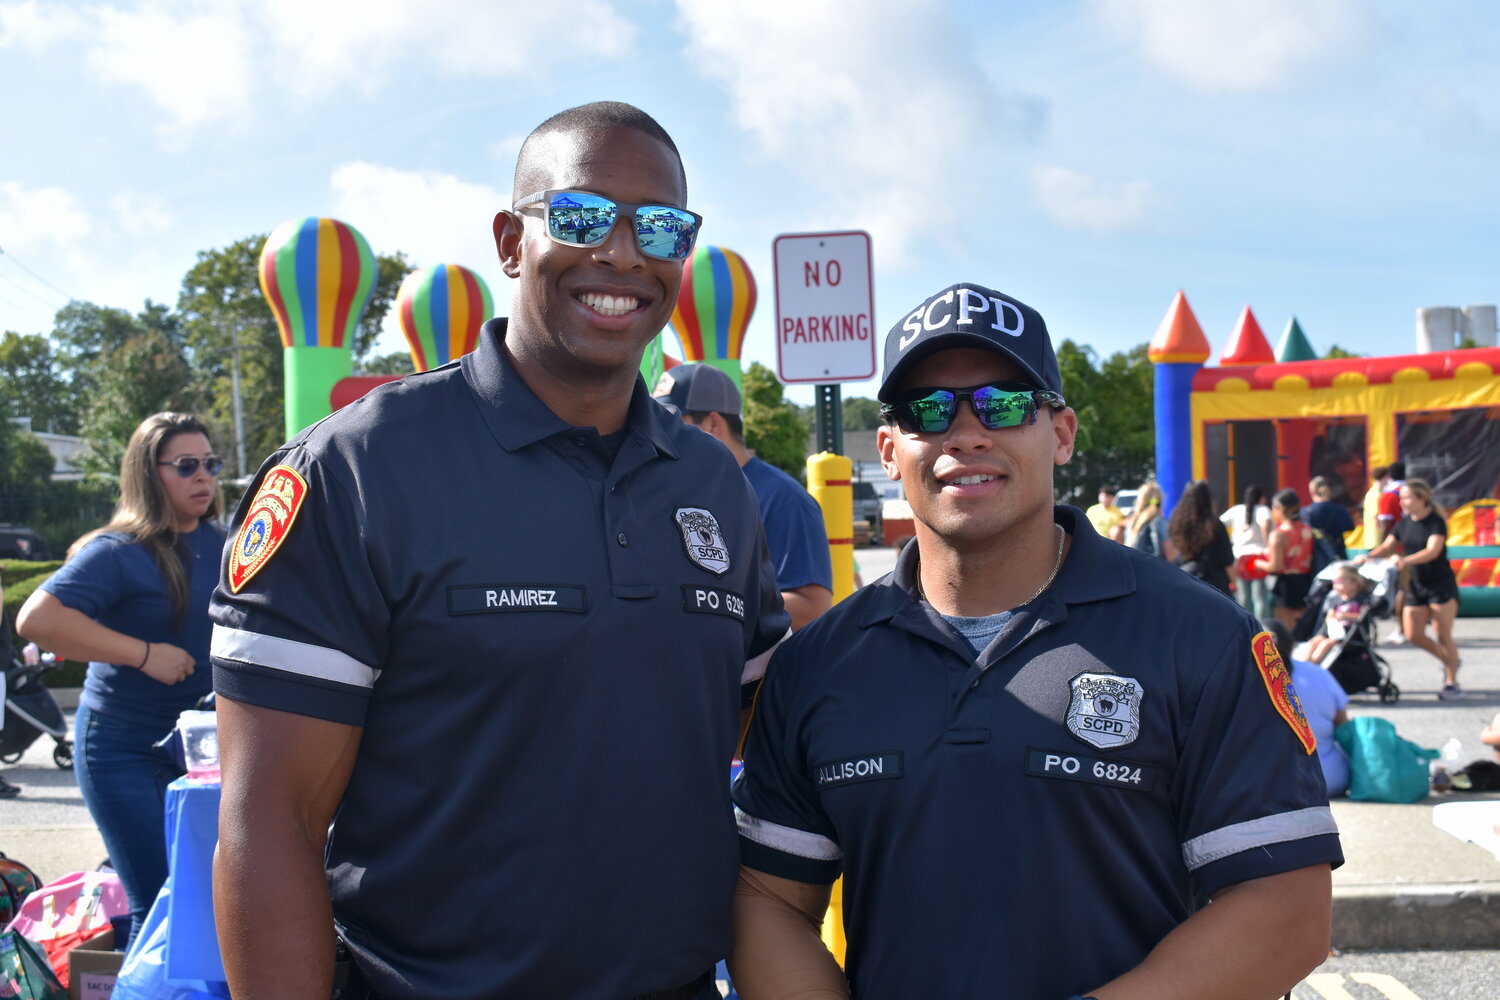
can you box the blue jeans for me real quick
[73,702,180,946]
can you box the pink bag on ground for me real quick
[3,870,128,942]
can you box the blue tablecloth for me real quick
[163,777,224,982]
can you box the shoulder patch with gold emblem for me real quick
[1252,630,1316,754]
[228,465,308,593]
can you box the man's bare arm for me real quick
[1087,864,1331,1000]
[729,867,848,1000]
[782,584,833,632]
[214,696,362,1000]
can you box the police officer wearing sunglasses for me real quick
[210,103,787,1000]
[729,283,1341,1000]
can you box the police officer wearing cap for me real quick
[210,103,788,1000]
[728,282,1341,1000]
[654,363,833,630]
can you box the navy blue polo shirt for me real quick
[734,506,1341,1000]
[210,320,789,1000]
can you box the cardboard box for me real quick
[68,930,123,1000]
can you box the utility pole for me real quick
[228,319,247,480]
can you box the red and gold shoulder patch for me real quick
[1252,630,1316,754]
[228,465,308,594]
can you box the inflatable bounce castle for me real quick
[1149,292,1500,615]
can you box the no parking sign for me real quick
[772,231,875,384]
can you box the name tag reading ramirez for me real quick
[448,584,587,615]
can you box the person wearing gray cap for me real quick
[728,282,1341,1000]
[655,364,833,630]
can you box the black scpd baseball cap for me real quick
[877,282,1063,402]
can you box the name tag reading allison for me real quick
[813,752,903,789]
[448,584,587,615]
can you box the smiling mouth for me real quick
[578,292,643,317]
[945,474,1000,486]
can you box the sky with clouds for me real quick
[2,0,1497,404]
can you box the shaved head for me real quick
[513,101,686,204]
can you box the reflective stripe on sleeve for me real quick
[1180,805,1339,870]
[735,806,842,862]
[211,625,381,689]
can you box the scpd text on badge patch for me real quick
[675,507,730,576]
[1252,630,1317,754]
[1066,672,1144,750]
[229,465,307,593]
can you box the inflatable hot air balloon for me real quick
[259,217,377,437]
[396,264,494,372]
[666,245,756,390]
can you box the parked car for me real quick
[0,526,48,560]
[852,481,883,546]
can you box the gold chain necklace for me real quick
[915,524,1067,608]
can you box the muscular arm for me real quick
[729,868,847,999]
[1086,864,1331,1000]
[214,696,362,1000]
[782,584,833,632]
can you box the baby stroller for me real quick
[1294,561,1399,703]
[0,653,73,768]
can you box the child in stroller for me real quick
[1294,560,1400,703]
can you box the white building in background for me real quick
[8,417,87,481]
[1416,304,1498,352]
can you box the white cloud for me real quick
[85,2,255,133]
[674,0,1040,270]
[258,0,636,97]
[328,161,510,348]
[1031,166,1158,234]
[109,192,175,235]
[0,1,84,47]
[0,181,93,250]
[1091,0,1372,92]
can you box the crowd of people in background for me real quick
[1084,461,1465,701]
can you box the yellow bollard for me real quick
[804,451,852,964]
[807,452,856,605]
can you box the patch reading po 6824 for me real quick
[1025,748,1158,793]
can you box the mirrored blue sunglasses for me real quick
[512,189,702,261]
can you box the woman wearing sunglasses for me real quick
[18,412,224,944]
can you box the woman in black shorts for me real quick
[1360,478,1461,699]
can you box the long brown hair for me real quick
[1167,480,1218,558]
[69,412,223,626]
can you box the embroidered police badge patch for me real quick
[1066,672,1145,750]
[675,507,730,576]
[228,465,308,593]
[1252,630,1317,754]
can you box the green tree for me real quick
[1054,341,1155,504]
[0,332,77,433]
[1323,345,1361,359]
[842,396,882,431]
[74,327,205,478]
[177,236,412,475]
[357,351,415,376]
[742,361,810,481]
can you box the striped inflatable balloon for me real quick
[258,217,377,348]
[669,245,756,362]
[396,264,495,371]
